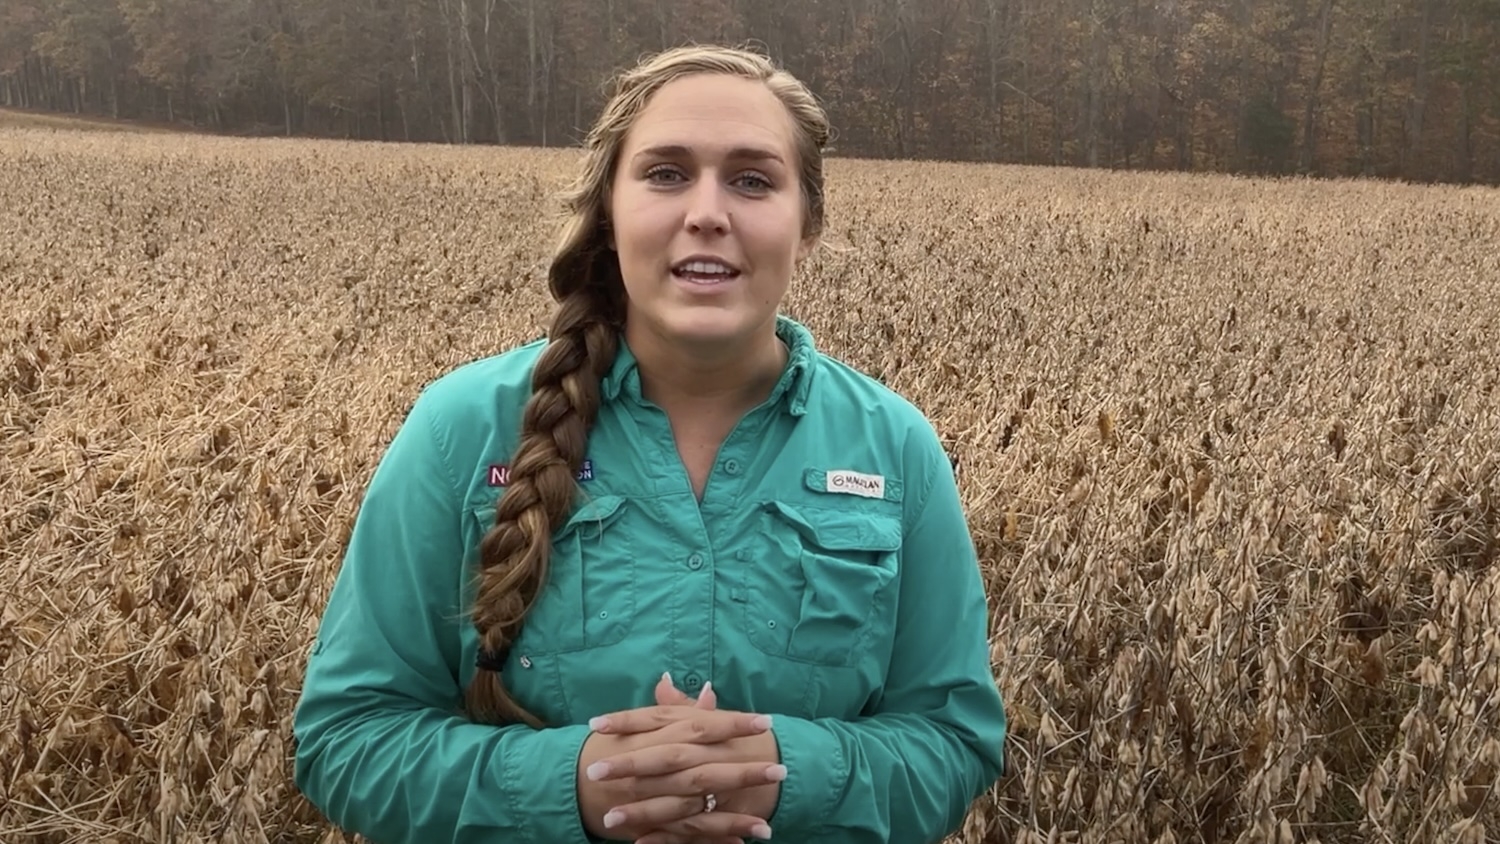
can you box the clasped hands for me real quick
[576,673,784,844]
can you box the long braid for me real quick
[465,281,619,727]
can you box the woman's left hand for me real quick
[642,676,743,844]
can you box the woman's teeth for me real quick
[673,261,739,283]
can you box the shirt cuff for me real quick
[504,722,598,842]
[767,716,846,837]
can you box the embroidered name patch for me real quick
[487,459,595,487]
[825,469,886,499]
[804,468,903,502]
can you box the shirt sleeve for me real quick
[765,421,1008,843]
[291,388,597,844]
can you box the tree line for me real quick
[2,0,1497,184]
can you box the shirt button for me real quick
[687,553,704,570]
[684,673,702,690]
[722,458,742,475]
[736,549,751,561]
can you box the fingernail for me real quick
[765,764,787,781]
[587,761,610,780]
[604,810,625,828]
[753,714,773,730]
[590,716,610,731]
[752,822,773,839]
[661,671,671,684]
[701,681,712,695]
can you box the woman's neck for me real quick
[626,319,789,416]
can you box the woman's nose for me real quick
[683,178,730,235]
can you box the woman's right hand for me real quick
[575,701,781,842]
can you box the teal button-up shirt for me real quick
[292,315,1008,844]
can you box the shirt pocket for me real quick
[466,492,635,656]
[745,500,903,667]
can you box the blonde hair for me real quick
[464,44,832,726]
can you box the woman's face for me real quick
[607,72,814,355]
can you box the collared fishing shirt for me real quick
[292,315,1008,844]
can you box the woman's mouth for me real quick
[671,258,742,285]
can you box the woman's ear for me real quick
[796,233,819,265]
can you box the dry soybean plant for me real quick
[1,125,1498,844]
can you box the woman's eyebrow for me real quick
[632,144,785,164]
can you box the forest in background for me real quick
[2,0,1498,185]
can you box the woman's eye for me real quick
[736,173,772,191]
[643,166,770,191]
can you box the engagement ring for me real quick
[703,793,717,813]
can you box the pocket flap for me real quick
[468,492,627,539]
[766,501,903,552]
[560,493,627,539]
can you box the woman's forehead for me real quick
[624,76,796,161]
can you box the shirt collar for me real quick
[600,314,816,416]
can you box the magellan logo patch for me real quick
[825,469,885,499]
[488,459,595,487]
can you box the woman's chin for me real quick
[639,308,768,352]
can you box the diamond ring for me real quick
[703,793,718,813]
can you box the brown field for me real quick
[2,121,1499,844]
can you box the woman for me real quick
[292,44,1008,844]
